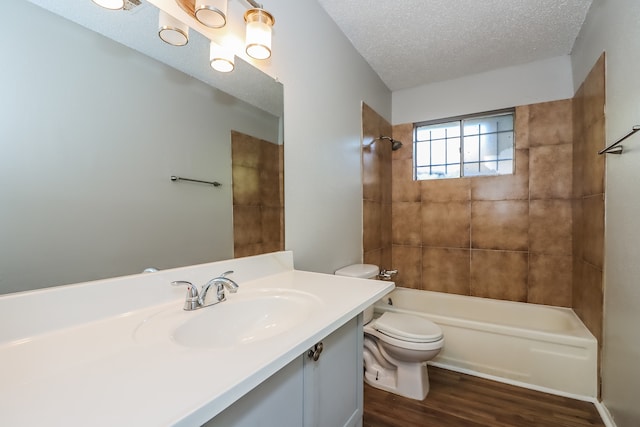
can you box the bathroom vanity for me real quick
[0,252,393,426]
[206,317,362,427]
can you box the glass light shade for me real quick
[209,42,234,73]
[244,9,274,60]
[158,10,189,46]
[195,0,227,28]
[92,0,125,10]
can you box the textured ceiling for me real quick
[317,0,593,91]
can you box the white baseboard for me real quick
[594,401,617,427]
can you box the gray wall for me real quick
[571,0,640,425]
[262,0,392,274]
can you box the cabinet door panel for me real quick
[304,316,363,427]
[204,356,304,427]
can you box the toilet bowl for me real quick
[335,264,444,401]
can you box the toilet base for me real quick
[364,360,430,400]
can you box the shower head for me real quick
[378,135,403,151]
[363,135,404,151]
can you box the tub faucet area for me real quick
[378,269,398,280]
[171,271,239,311]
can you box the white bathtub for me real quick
[373,287,598,398]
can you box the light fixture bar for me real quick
[123,0,142,11]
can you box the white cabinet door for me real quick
[303,315,364,427]
[204,314,363,427]
[203,356,304,427]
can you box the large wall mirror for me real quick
[0,1,284,294]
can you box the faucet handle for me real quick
[171,281,200,311]
[220,270,234,278]
[171,281,198,296]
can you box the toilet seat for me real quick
[364,312,444,352]
[374,312,443,343]
[365,324,443,352]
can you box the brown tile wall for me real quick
[362,103,393,270]
[572,53,606,345]
[361,56,605,341]
[231,131,284,258]
[390,99,575,306]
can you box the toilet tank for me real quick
[334,264,379,324]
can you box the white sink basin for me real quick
[133,289,323,349]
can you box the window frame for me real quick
[413,108,515,180]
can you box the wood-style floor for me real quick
[363,366,605,427]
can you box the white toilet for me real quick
[335,264,444,401]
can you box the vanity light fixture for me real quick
[91,0,125,10]
[209,42,235,72]
[195,0,227,28]
[173,0,276,65]
[97,0,275,70]
[158,9,190,46]
[244,7,275,60]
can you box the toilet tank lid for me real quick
[375,312,443,343]
[334,264,379,278]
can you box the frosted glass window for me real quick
[414,110,514,180]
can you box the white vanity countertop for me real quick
[0,252,394,426]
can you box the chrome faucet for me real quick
[201,271,239,304]
[171,271,239,311]
[378,269,398,280]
